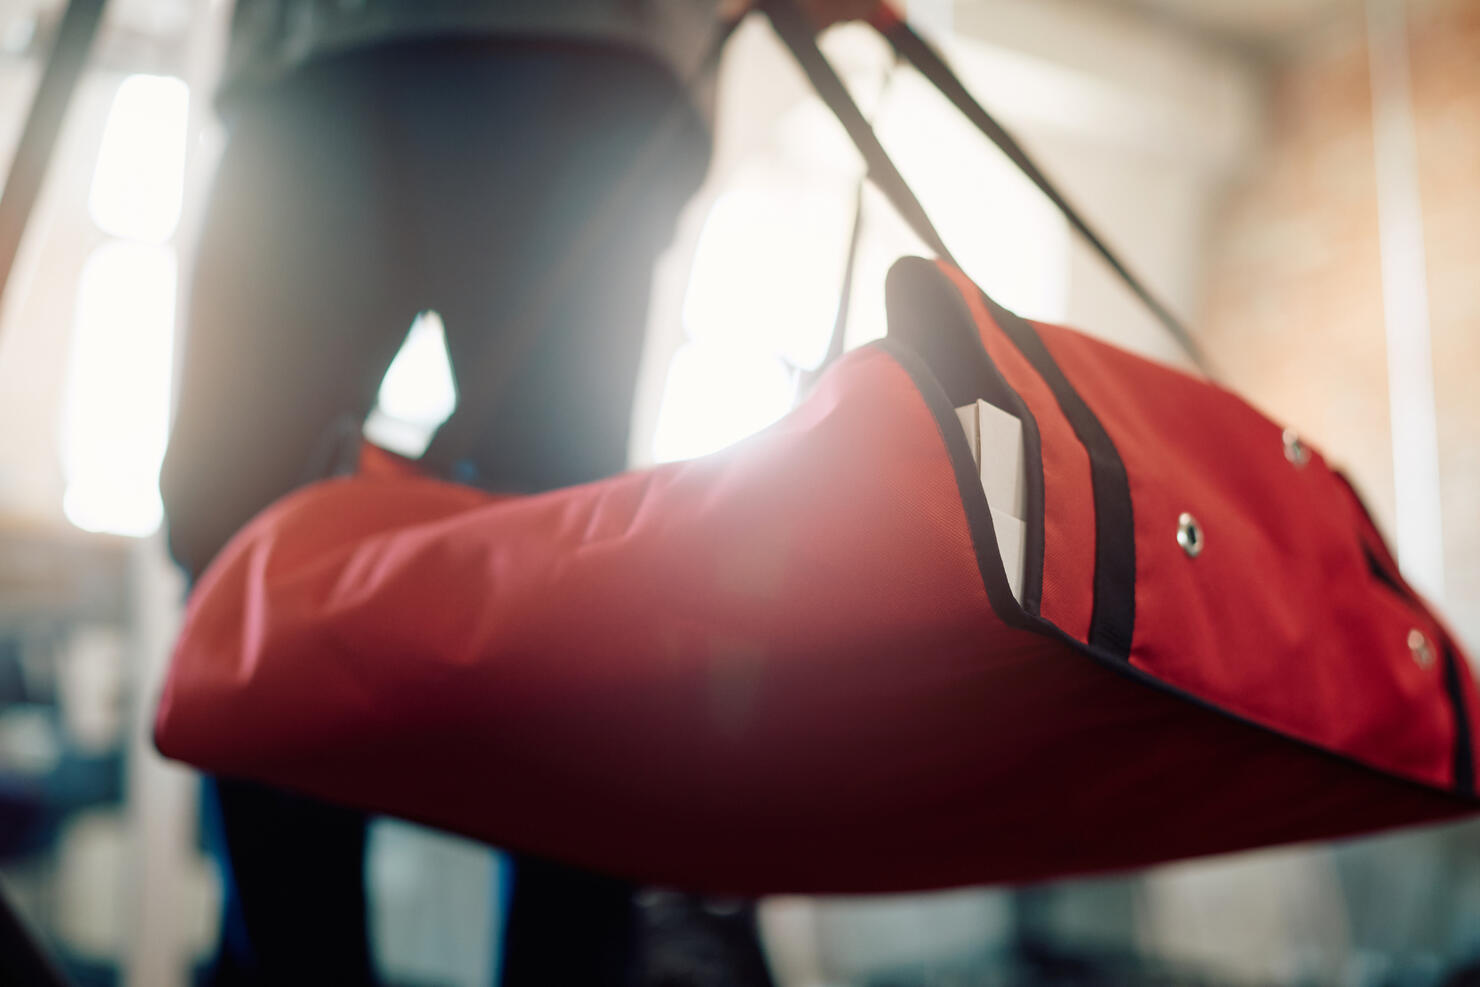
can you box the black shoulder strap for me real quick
[764,0,1207,371]
[868,7,1206,368]
[798,54,898,391]
[0,0,108,333]
[763,0,956,266]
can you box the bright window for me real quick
[650,168,855,465]
[681,178,856,371]
[61,244,177,537]
[649,66,1068,465]
[650,341,797,464]
[363,311,458,459]
[87,75,189,243]
[62,74,189,537]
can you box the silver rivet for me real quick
[1408,629,1435,669]
[1177,513,1204,558]
[1283,427,1310,467]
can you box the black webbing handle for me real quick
[798,55,898,390]
[762,0,957,267]
[870,7,1207,368]
[0,0,108,334]
[765,0,1207,371]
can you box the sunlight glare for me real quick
[363,311,458,458]
[88,74,189,243]
[61,244,177,537]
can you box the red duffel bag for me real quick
[154,2,1479,894]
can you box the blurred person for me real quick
[160,1,868,984]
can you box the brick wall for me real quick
[1199,0,1480,650]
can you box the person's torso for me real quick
[221,0,724,111]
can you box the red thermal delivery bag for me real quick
[154,2,1479,894]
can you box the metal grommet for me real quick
[1177,512,1204,558]
[1283,427,1310,467]
[1408,629,1436,669]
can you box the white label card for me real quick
[955,399,1027,604]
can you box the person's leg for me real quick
[635,895,778,987]
[160,63,422,579]
[371,38,712,491]
[437,176,682,986]
[368,40,712,986]
[497,856,642,987]
[163,59,423,986]
[203,780,376,986]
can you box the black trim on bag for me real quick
[1362,545,1476,796]
[876,336,1036,630]
[871,257,1479,803]
[976,294,1137,661]
[1443,645,1476,797]
[767,0,1143,654]
[883,258,1045,617]
[878,257,1137,656]
[1363,542,1409,599]
[870,329,1480,805]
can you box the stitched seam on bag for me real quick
[871,338,1033,631]
[978,300,1136,661]
[870,337,1477,802]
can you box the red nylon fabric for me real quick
[1028,318,1480,789]
[155,259,1478,893]
[939,264,1095,643]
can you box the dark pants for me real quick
[163,39,711,985]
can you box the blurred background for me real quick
[0,0,1476,984]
